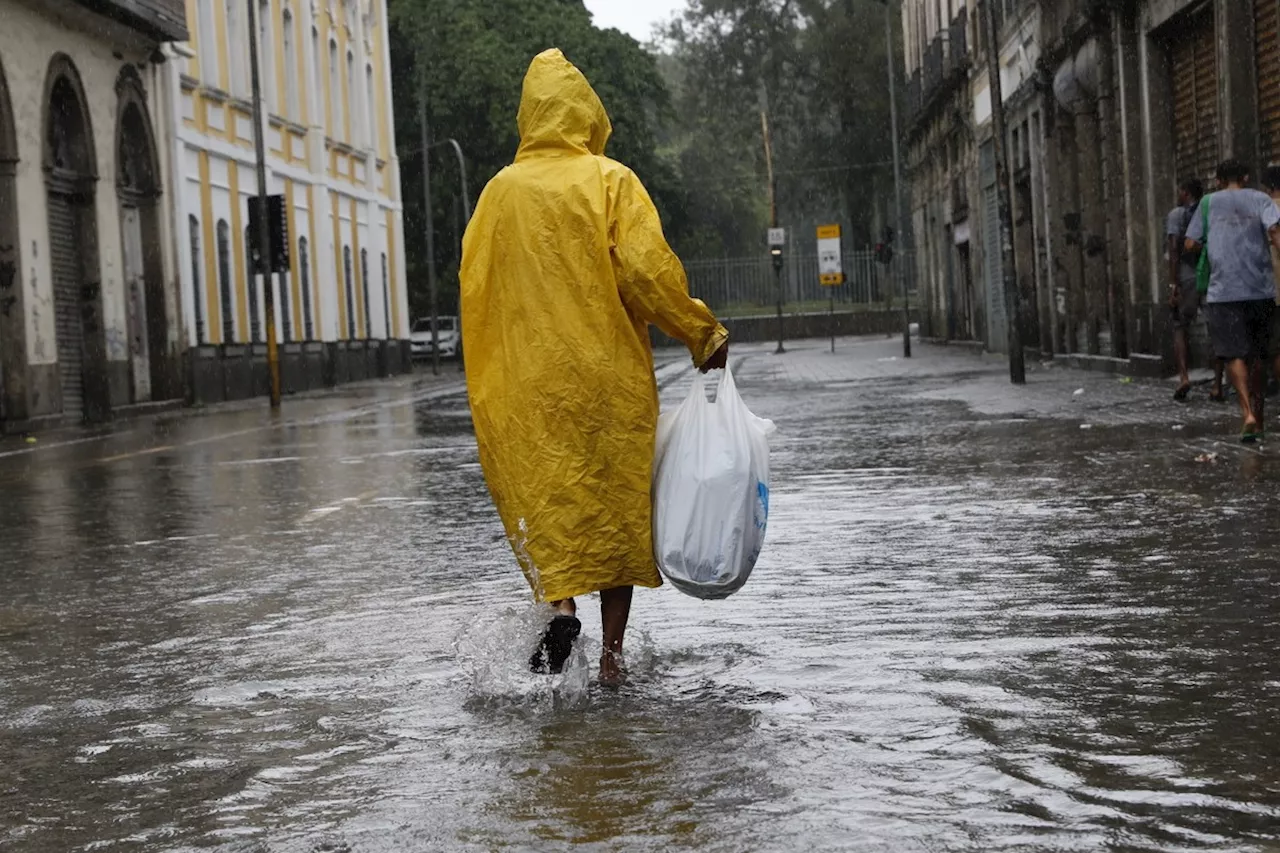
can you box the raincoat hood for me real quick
[516,49,612,159]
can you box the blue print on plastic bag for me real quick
[755,481,769,532]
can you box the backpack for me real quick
[1195,196,1211,294]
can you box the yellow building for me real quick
[167,0,409,400]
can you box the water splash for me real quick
[453,604,592,710]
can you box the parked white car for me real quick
[410,316,460,359]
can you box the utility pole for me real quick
[882,0,910,358]
[982,0,1025,383]
[246,0,280,406]
[442,138,470,374]
[761,104,785,355]
[418,61,440,377]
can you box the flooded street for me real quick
[3,337,1280,852]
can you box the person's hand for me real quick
[700,342,728,373]
[1168,283,1180,310]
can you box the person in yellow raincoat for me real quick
[460,48,728,683]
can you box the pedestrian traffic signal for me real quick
[875,242,894,265]
[770,245,784,273]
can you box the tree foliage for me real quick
[388,0,900,318]
[389,0,680,316]
[660,0,902,254]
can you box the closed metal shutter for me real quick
[1170,9,1219,182]
[1258,0,1280,165]
[48,193,84,420]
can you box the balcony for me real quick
[73,0,188,42]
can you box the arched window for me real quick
[345,50,355,143]
[189,215,206,344]
[343,245,355,339]
[365,64,376,152]
[282,8,298,120]
[381,251,390,338]
[244,225,261,342]
[225,0,247,94]
[360,247,370,337]
[197,0,220,85]
[311,27,321,125]
[216,220,235,342]
[258,0,276,112]
[328,40,341,136]
[299,235,314,339]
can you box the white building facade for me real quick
[167,0,409,402]
[0,0,188,429]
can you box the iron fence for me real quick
[682,250,917,319]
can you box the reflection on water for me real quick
[3,348,1280,851]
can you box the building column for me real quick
[1116,9,1154,354]
[1217,0,1259,169]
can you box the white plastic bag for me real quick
[652,366,775,600]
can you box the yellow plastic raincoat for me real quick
[460,49,728,603]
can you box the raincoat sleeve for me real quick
[610,169,728,367]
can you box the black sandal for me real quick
[1208,389,1227,404]
[530,614,581,674]
[1173,383,1191,402]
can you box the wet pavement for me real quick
[3,337,1280,852]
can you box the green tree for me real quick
[389,0,683,318]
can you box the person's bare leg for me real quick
[1249,357,1266,432]
[599,586,633,684]
[1173,326,1192,393]
[1226,358,1257,429]
[1213,359,1226,399]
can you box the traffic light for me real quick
[248,194,291,273]
[875,242,894,265]
[770,245,784,273]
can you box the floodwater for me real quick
[3,338,1280,852]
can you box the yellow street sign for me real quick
[816,224,841,239]
[820,272,845,287]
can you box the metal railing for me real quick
[682,250,917,319]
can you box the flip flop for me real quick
[1173,383,1191,402]
[1242,421,1263,444]
[1208,390,1227,404]
[530,614,581,674]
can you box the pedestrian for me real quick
[1185,159,1280,441]
[1166,178,1223,401]
[1262,164,1280,395]
[459,49,729,684]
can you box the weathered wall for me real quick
[0,0,168,418]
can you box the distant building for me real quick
[166,0,410,402]
[903,0,1280,371]
[0,0,188,429]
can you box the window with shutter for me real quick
[1169,9,1219,183]
[1257,0,1280,166]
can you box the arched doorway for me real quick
[44,54,103,422]
[0,57,23,424]
[116,67,171,402]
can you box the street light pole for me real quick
[982,0,1026,383]
[246,0,280,406]
[418,62,440,377]
[442,138,470,374]
[882,0,910,358]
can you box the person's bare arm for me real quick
[1270,225,1280,253]
[1185,237,1202,256]
[1167,234,1182,307]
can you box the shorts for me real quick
[1272,302,1280,357]
[1170,281,1200,330]
[1206,299,1275,361]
